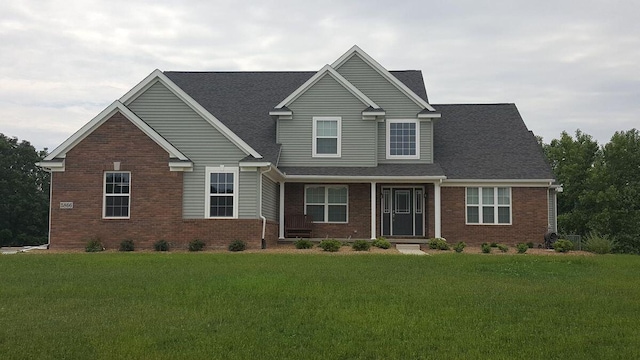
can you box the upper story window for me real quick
[466,187,511,225]
[104,172,130,219]
[386,119,420,159]
[312,117,341,157]
[205,166,239,218]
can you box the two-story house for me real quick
[37,46,558,249]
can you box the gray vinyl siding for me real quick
[377,120,433,163]
[278,74,377,167]
[335,54,423,118]
[262,176,279,222]
[336,54,433,163]
[239,170,258,218]
[127,81,253,219]
[548,189,557,232]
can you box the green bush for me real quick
[188,239,205,252]
[497,244,509,253]
[85,238,104,252]
[481,243,492,254]
[490,242,498,248]
[153,239,170,251]
[318,239,342,252]
[553,239,574,253]
[516,243,528,254]
[294,239,314,249]
[119,239,134,252]
[584,232,613,254]
[228,240,247,252]
[453,242,466,253]
[352,240,371,251]
[526,242,535,248]
[428,238,449,250]
[372,237,391,249]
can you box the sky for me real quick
[1,0,639,152]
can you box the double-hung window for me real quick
[386,119,419,159]
[205,166,239,218]
[312,117,341,157]
[305,185,348,223]
[104,172,130,219]
[466,187,511,224]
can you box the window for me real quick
[205,167,239,218]
[466,187,511,224]
[312,117,341,157]
[386,119,420,159]
[305,185,348,223]
[104,172,130,218]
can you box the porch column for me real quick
[370,182,376,240]
[279,181,285,239]
[434,181,442,238]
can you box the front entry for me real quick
[381,187,424,237]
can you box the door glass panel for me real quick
[383,189,390,213]
[395,190,410,214]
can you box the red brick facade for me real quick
[49,112,275,250]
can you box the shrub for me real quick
[318,239,341,252]
[526,242,535,248]
[453,241,466,253]
[119,239,134,252]
[372,237,391,249]
[584,232,613,254]
[497,244,508,253]
[188,239,205,252]
[490,242,498,248]
[481,243,492,253]
[153,239,170,251]
[85,238,104,252]
[553,239,574,253]
[294,239,314,249]
[228,240,246,252]
[516,243,528,254]
[341,241,351,247]
[352,240,371,251]
[428,238,449,250]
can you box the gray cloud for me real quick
[1,0,638,151]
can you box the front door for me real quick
[382,187,424,237]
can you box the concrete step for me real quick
[396,244,427,255]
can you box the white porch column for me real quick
[370,182,377,239]
[279,181,285,239]
[434,181,442,238]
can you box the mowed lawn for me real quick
[1,252,639,359]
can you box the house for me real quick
[37,46,558,249]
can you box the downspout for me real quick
[47,169,52,248]
[258,166,270,249]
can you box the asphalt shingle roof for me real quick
[164,70,553,180]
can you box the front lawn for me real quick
[1,252,638,359]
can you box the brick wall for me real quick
[440,186,548,245]
[49,112,275,250]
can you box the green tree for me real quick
[0,134,50,246]
[544,130,600,235]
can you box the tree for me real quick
[543,130,600,235]
[0,134,50,246]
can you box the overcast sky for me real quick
[1,0,638,151]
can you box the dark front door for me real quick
[381,187,424,237]
[392,189,413,236]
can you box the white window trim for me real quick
[304,184,349,223]
[103,171,131,219]
[386,119,420,159]
[465,187,512,225]
[205,166,239,219]
[312,116,342,158]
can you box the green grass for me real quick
[1,253,639,359]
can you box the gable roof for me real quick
[332,45,437,113]
[433,104,554,180]
[43,101,189,163]
[120,69,262,159]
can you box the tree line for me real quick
[1,129,639,252]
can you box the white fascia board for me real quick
[441,179,555,187]
[331,45,437,112]
[362,110,386,117]
[35,160,65,171]
[239,162,286,182]
[44,101,189,162]
[284,174,447,183]
[274,65,379,109]
[418,113,441,119]
[269,110,293,116]
[169,161,193,172]
[240,161,272,167]
[120,69,262,159]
